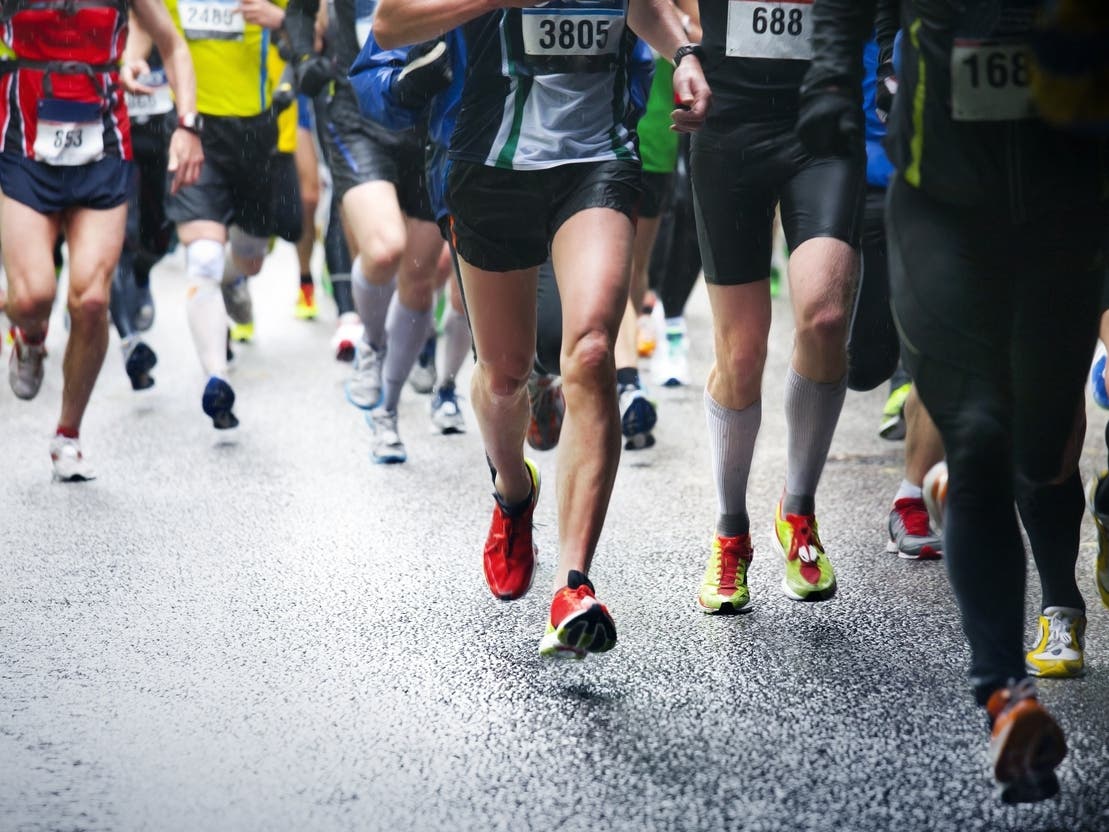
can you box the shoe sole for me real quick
[993,707,1067,805]
[344,382,383,411]
[126,343,158,392]
[539,604,617,659]
[52,470,95,483]
[624,431,655,451]
[371,450,407,464]
[885,539,942,561]
[698,597,753,615]
[621,395,657,439]
[203,383,239,430]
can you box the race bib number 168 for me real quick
[726,0,812,61]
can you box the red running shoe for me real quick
[539,570,617,659]
[483,458,540,600]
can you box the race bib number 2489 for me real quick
[726,0,812,61]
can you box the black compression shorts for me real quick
[690,119,864,285]
[447,158,642,273]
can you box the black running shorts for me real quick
[319,87,432,221]
[639,171,674,220]
[165,111,277,239]
[690,119,864,285]
[447,158,643,273]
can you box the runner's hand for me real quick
[671,57,712,133]
[797,86,861,157]
[392,40,453,109]
[237,0,284,29]
[120,59,154,95]
[168,129,204,195]
[296,55,337,98]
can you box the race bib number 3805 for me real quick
[521,7,625,58]
[950,40,1033,122]
[726,0,812,61]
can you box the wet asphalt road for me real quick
[2,244,1109,832]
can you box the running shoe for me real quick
[221,275,253,326]
[1086,472,1109,609]
[50,435,96,482]
[526,370,565,452]
[483,458,540,600]
[774,500,836,601]
[295,283,318,320]
[122,338,157,391]
[769,264,782,298]
[133,284,155,332]
[618,382,657,450]
[886,497,943,560]
[430,383,466,434]
[539,570,617,659]
[202,376,239,430]
[1026,606,1085,679]
[408,335,437,394]
[331,312,363,362]
[229,322,254,343]
[879,382,911,440]
[8,327,46,400]
[653,320,690,388]
[636,312,657,358]
[986,678,1067,804]
[1091,352,1109,410]
[698,533,754,613]
[366,408,407,464]
[345,343,385,410]
[923,461,948,535]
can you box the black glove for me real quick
[875,61,897,125]
[296,54,337,98]
[797,87,862,158]
[392,40,452,110]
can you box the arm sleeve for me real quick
[283,0,320,59]
[800,0,883,100]
[347,33,421,131]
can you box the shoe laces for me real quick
[784,514,822,563]
[893,498,932,536]
[1043,613,1077,653]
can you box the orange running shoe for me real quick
[987,679,1067,804]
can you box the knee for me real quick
[8,287,54,323]
[797,301,851,348]
[358,230,405,278]
[229,230,269,277]
[186,238,226,283]
[562,328,613,386]
[944,410,1010,478]
[68,284,109,326]
[478,356,532,398]
[716,330,768,379]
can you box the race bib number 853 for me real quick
[726,0,812,61]
[33,99,105,167]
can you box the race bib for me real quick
[726,0,812,61]
[951,40,1033,122]
[125,70,175,119]
[33,99,105,167]
[521,7,625,59]
[355,0,377,48]
[179,0,245,41]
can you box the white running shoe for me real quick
[653,318,690,387]
[367,408,407,464]
[408,335,437,394]
[9,327,46,400]
[50,435,96,482]
[345,342,385,409]
[331,312,363,362]
[430,384,466,434]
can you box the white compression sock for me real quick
[783,367,847,515]
[352,255,395,351]
[382,295,434,413]
[185,239,228,378]
[705,390,762,537]
[439,303,472,387]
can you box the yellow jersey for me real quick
[167,0,287,118]
[267,47,298,154]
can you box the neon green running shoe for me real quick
[698,533,754,613]
[774,500,836,601]
[879,382,911,440]
[1086,473,1109,609]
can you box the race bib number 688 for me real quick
[726,0,812,61]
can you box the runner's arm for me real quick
[373,0,541,50]
[627,0,712,131]
[130,0,204,192]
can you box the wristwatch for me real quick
[673,44,705,67]
[177,112,205,136]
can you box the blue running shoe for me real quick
[618,383,657,450]
[202,376,239,430]
[1092,354,1109,410]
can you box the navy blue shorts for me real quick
[0,153,132,214]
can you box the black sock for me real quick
[300,273,313,287]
